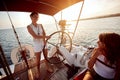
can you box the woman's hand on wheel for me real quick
[46,36,51,39]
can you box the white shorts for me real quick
[33,40,44,53]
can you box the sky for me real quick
[55,0,120,20]
[0,0,120,29]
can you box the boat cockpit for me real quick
[0,0,120,80]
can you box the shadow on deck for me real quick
[1,57,69,80]
[28,57,69,80]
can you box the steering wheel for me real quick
[44,31,72,64]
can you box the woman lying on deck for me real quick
[58,45,93,79]
[58,45,90,68]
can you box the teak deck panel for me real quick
[1,57,69,80]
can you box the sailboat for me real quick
[0,0,120,80]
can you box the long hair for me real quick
[99,32,120,65]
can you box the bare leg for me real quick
[43,49,53,72]
[35,52,41,75]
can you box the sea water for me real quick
[0,17,120,66]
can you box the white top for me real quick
[29,23,44,52]
[93,55,116,79]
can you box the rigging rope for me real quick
[2,0,29,69]
[72,0,85,40]
[2,1,22,51]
